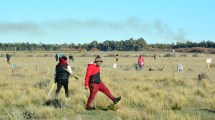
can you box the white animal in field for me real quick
[177,64,183,72]
[113,63,117,68]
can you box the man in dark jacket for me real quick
[55,55,72,100]
[69,54,74,62]
[55,54,58,61]
[6,54,11,64]
[115,54,119,62]
[84,55,121,110]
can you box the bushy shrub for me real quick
[124,55,133,57]
[104,54,115,57]
[146,47,159,52]
[179,54,187,57]
[192,54,198,57]
[210,63,215,68]
[23,110,41,119]
[163,54,176,57]
[198,73,209,80]
[33,79,50,89]
[208,48,215,54]
[175,48,190,53]
[0,53,4,57]
[79,53,91,57]
[26,55,34,57]
[190,47,206,53]
[44,54,52,57]
[90,47,99,51]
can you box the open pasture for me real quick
[0,51,215,120]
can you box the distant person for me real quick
[154,52,156,60]
[6,54,11,64]
[69,54,74,62]
[55,53,62,61]
[55,55,72,100]
[84,55,121,110]
[115,54,119,62]
[138,55,144,69]
[55,54,58,61]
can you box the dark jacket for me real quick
[55,64,70,82]
[6,54,10,59]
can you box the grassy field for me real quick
[0,51,215,120]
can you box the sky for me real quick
[0,0,214,44]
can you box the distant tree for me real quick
[1,39,215,52]
[88,40,99,50]
[136,37,147,51]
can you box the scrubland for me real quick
[0,51,214,120]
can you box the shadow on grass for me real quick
[94,104,120,111]
[201,108,215,113]
[44,99,63,108]
[175,108,215,120]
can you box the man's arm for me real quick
[67,65,72,75]
[63,65,72,75]
[54,67,57,83]
[84,66,92,87]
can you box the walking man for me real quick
[6,54,11,64]
[55,54,58,61]
[69,54,74,62]
[115,54,119,62]
[55,55,72,100]
[84,55,121,110]
[138,55,144,69]
[153,52,156,60]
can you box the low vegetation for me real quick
[0,51,214,119]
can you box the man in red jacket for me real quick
[84,55,121,110]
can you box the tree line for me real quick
[0,38,214,53]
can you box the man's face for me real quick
[95,61,102,66]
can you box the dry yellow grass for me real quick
[0,51,214,119]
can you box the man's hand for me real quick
[85,86,89,90]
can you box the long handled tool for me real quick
[47,83,56,98]
[71,74,79,80]
[63,68,79,80]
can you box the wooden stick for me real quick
[47,83,56,98]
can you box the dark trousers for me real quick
[86,82,115,109]
[7,58,10,63]
[138,64,143,69]
[55,80,69,98]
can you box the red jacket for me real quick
[84,63,101,86]
[138,57,144,65]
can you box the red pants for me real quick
[86,82,115,108]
